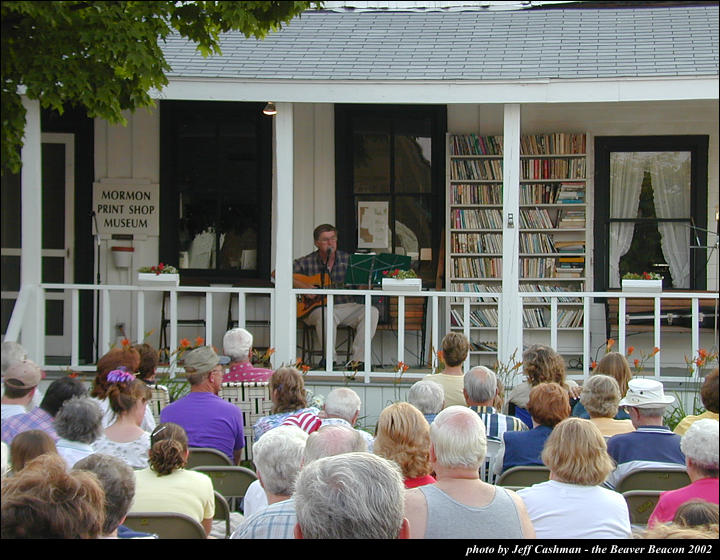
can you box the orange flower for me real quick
[650,347,660,356]
[695,358,704,367]
[634,358,640,368]
[300,364,310,374]
[267,348,276,356]
[698,348,709,358]
[626,346,634,356]
[68,372,78,378]
[179,338,191,348]
[437,350,445,363]
[607,339,615,351]
[590,361,598,370]
[195,336,205,347]
[121,338,131,348]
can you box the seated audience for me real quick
[9,429,58,475]
[605,378,685,489]
[320,387,374,451]
[74,453,139,539]
[236,425,367,538]
[506,344,580,428]
[374,402,436,489]
[648,418,719,527]
[422,333,469,408]
[405,406,535,539]
[130,422,215,536]
[1,453,105,539]
[518,417,631,538]
[464,366,527,441]
[1,361,42,422]
[160,346,244,463]
[573,352,632,420]
[92,370,152,469]
[579,375,634,438]
[1,376,86,444]
[90,347,155,432]
[54,396,104,468]
[495,382,571,475]
[673,500,719,528]
[408,380,444,424]
[132,343,159,385]
[294,452,410,539]
[231,425,308,539]
[253,367,319,440]
[223,327,273,383]
[674,367,718,435]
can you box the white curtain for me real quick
[648,152,691,288]
[609,153,646,287]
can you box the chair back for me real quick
[496,465,550,491]
[213,491,232,539]
[124,512,206,539]
[147,384,170,423]
[192,465,258,511]
[622,490,664,527]
[480,438,502,483]
[187,447,233,469]
[219,382,273,461]
[615,467,690,494]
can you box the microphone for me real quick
[327,247,333,255]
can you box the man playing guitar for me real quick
[293,224,379,370]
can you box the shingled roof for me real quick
[162,3,718,82]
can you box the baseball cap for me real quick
[3,360,43,389]
[183,346,230,375]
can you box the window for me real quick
[594,136,708,292]
[160,101,272,283]
[335,105,446,286]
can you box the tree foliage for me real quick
[1,1,320,174]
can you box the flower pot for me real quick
[621,279,662,293]
[137,273,180,286]
[382,278,422,292]
[111,246,134,269]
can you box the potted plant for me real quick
[137,263,180,286]
[621,271,662,293]
[381,268,421,292]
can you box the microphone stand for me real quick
[91,211,101,361]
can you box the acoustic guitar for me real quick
[294,273,344,318]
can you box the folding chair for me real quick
[187,447,233,469]
[191,465,258,512]
[212,491,232,539]
[124,512,207,539]
[615,468,690,494]
[219,382,273,462]
[480,438,502,483]
[622,490,664,528]
[496,465,550,491]
[147,384,170,423]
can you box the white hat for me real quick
[618,378,674,408]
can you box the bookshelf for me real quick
[446,132,588,369]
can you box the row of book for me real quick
[453,257,502,279]
[451,184,503,205]
[519,284,582,303]
[555,256,585,278]
[450,283,500,303]
[450,159,503,181]
[449,133,586,157]
[521,158,586,181]
[519,233,556,254]
[451,208,503,229]
[519,257,555,278]
[556,182,585,204]
[450,308,499,328]
[519,208,555,229]
[557,208,586,229]
[451,307,584,329]
[451,232,503,254]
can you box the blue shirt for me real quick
[501,424,553,473]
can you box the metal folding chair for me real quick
[191,465,258,512]
[124,512,207,539]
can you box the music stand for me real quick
[346,253,411,288]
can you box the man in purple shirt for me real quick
[1,376,87,444]
[160,346,245,463]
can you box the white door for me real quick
[41,133,75,356]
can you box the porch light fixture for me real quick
[263,102,277,116]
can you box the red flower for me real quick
[698,348,709,358]
[634,358,640,368]
[195,336,205,347]
[642,272,651,280]
[606,338,615,351]
[180,338,191,348]
[626,346,634,356]
[650,347,660,356]
[121,338,131,348]
[590,361,598,370]
[68,372,78,378]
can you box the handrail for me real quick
[4,284,34,342]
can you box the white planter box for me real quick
[382,278,422,292]
[621,279,662,293]
[137,273,180,286]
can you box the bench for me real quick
[605,292,717,340]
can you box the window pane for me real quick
[394,117,432,193]
[42,143,66,250]
[395,195,432,258]
[353,118,390,194]
[0,171,21,248]
[42,256,65,284]
[1,256,20,291]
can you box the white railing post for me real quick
[691,298,700,379]
[431,294,439,371]
[170,289,178,356]
[397,295,406,366]
[582,295,590,378]
[101,288,111,355]
[325,295,334,372]
[364,293,372,383]
[71,289,79,368]
[654,297,661,377]
[550,298,558,350]
[463,297,471,371]
[136,290,145,343]
[618,297,626,355]
[205,292,213,345]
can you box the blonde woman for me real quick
[578,375,634,438]
[517,417,631,539]
[374,402,436,489]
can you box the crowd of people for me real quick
[0,332,718,540]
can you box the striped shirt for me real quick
[471,405,528,441]
[231,498,297,539]
[605,425,685,489]
[293,249,358,305]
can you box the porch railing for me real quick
[4,283,717,385]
